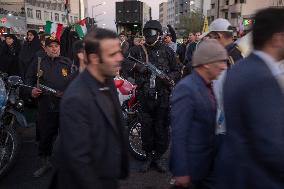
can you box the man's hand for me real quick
[135,63,148,74]
[173,176,191,188]
[31,88,42,98]
[55,91,64,98]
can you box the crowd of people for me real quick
[0,7,284,189]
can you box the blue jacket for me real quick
[170,71,217,186]
[218,53,284,189]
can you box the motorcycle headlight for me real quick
[16,100,24,109]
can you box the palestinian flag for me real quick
[45,21,63,40]
[75,19,87,38]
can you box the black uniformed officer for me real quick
[25,35,76,177]
[123,20,181,173]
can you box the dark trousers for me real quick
[140,96,169,158]
[38,111,59,157]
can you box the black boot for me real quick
[139,152,153,173]
[153,158,167,173]
[153,152,167,173]
[33,156,52,177]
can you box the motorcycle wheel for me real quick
[127,117,147,161]
[0,119,21,179]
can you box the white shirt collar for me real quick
[253,50,283,76]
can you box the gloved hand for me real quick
[135,63,148,74]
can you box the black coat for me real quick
[0,36,21,76]
[60,27,80,60]
[18,30,41,78]
[49,70,129,189]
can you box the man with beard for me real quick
[0,34,21,76]
[25,35,75,177]
[124,20,181,173]
[49,28,128,189]
[19,30,41,79]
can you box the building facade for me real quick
[203,0,211,16]
[167,0,205,27]
[207,0,284,29]
[159,2,168,27]
[25,0,79,30]
[0,0,26,35]
[167,0,176,26]
[0,0,87,33]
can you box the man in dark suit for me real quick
[218,8,284,189]
[170,39,228,189]
[119,32,129,57]
[49,28,129,189]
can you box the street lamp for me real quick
[94,11,106,18]
[92,2,106,18]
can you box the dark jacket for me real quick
[49,70,129,189]
[225,42,243,66]
[18,30,41,78]
[218,53,284,189]
[25,54,75,112]
[170,71,217,188]
[0,36,21,76]
[121,40,129,57]
[60,27,80,61]
[184,41,197,65]
[177,43,187,63]
[124,43,181,97]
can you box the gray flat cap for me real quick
[192,39,228,67]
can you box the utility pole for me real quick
[79,0,81,20]
[217,0,220,18]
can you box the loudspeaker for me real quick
[116,1,143,24]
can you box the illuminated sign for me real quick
[243,18,254,26]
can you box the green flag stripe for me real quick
[45,21,52,34]
[75,24,84,38]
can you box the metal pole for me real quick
[92,6,94,18]
[217,0,220,18]
[79,0,81,20]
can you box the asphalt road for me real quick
[0,126,172,189]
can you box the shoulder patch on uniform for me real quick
[61,68,68,77]
[59,57,72,66]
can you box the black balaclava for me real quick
[143,29,160,46]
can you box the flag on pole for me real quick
[45,21,63,40]
[65,0,69,13]
[202,16,209,33]
[75,19,87,38]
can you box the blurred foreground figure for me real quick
[218,8,284,189]
[49,28,129,189]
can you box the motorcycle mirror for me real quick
[8,76,23,86]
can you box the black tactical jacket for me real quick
[123,42,181,97]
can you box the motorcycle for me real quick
[0,75,28,178]
[114,77,147,161]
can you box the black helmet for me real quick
[143,20,163,34]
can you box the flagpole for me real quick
[66,0,70,26]
[79,0,82,20]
